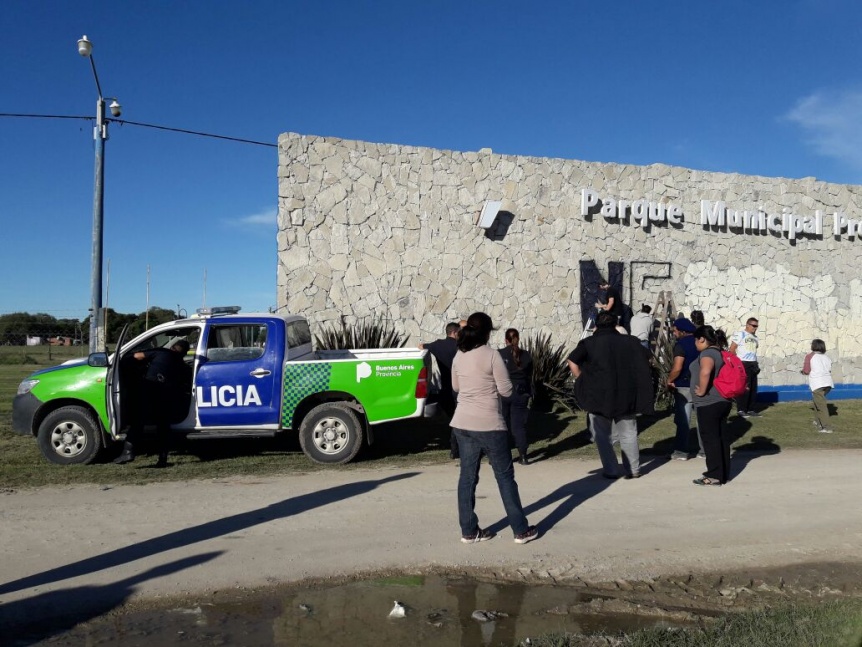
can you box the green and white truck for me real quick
[12,308,429,465]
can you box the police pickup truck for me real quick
[12,307,429,466]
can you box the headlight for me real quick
[17,379,39,396]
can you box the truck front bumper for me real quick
[12,392,40,436]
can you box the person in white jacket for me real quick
[802,339,834,433]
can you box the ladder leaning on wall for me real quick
[581,290,678,345]
[579,311,597,341]
[650,290,677,353]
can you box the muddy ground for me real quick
[3,450,862,643]
[11,561,862,646]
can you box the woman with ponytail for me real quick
[499,328,533,465]
[690,325,733,485]
[451,313,538,545]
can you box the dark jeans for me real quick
[735,361,759,411]
[697,400,733,483]
[501,392,530,456]
[126,380,173,455]
[438,390,459,458]
[672,389,693,453]
[454,428,529,537]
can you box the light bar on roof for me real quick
[195,306,242,316]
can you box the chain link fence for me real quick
[0,314,85,364]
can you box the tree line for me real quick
[0,308,180,346]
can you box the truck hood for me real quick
[28,358,89,377]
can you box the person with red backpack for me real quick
[690,325,734,486]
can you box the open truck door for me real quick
[105,324,130,440]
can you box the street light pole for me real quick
[90,93,106,353]
[77,35,121,353]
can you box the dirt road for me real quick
[2,449,861,632]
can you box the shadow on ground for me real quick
[0,472,422,642]
[0,553,221,646]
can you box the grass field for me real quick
[535,599,862,647]
[2,345,861,489]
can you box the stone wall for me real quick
[277,132,862,388]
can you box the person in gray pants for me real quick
[567,311,654,479]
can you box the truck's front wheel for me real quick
[299,403,364,465]
[37,406,102,465]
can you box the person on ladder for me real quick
[595,280,623,324]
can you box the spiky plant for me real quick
[522,332,576,410]
[314,316,408,350]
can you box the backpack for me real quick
[713,351,748,399]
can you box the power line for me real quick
[113,118,277,148]
[0,112,277,148]
[0,113,90,121]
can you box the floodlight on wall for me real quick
[478,200,502,229]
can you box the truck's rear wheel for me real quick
[299,403,364,465]
[37,406,102,465]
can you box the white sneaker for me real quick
[818,428,834,434]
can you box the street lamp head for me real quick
[109,100,122,117]
[77,35,93,57]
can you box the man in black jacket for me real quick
[420,322,460,458]
[114,339,192,467]
[567,311,654,479]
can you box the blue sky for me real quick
[2,0,861,320]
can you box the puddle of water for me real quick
[26,574,692,646]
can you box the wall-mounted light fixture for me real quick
[477,200,502,229]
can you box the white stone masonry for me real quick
[277,132,862,387]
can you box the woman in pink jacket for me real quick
[451,312,538,545]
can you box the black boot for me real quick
[113,441,135,464]
[518,453,529,466]
[155,451,169,468]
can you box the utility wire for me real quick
[0,112,277,148]
[112,118,277,148]
[0,113,90,121]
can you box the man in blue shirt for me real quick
[667,318,699,460]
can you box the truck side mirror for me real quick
[88,352,109,368]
